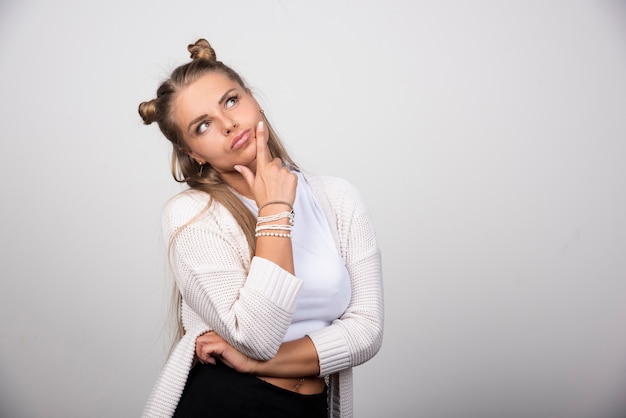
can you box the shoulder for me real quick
[162,189,216,230]
[302,171,359,199]
[302,171,366,212]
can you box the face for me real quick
[173,72,262,175]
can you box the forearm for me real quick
[251,336,320,378]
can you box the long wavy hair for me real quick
[138,39,298,348]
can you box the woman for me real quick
[139,38,383,418]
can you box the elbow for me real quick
[371,326,384,357]
[368,320,384,352]
[233,335,281,361]
[361,323,384,364]
[350,316,384,366]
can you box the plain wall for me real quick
[1,1,625,417]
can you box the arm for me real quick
[167,121,300,360]
[194,177,384,377]
[305,176,384,376]
[235,120,297,275]
[167,200,300,360]
[196,332,320,378]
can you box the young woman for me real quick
[139,38,383,418]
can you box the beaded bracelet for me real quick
[255,231,292,238]
[258,200,293,212]
[256,224,293,233]
[257,210,295,226]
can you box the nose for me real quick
[223,118,238,135]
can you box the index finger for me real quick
[255,120,271,166]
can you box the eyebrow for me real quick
[187,114,208,134]
[218,88,237,105]
[186,88,238,133]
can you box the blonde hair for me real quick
[138,39,298,349]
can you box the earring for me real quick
[260,109,264,114]
[196,161,204,177]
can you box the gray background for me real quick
[1,1,626,417]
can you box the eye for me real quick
[196,121,210,135]
[225,94,239,109]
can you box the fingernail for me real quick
[258,121,264,130]
[233,165,241,173]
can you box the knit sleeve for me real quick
[306,177,384,376]
[164,191,303,360]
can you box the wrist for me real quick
[255,208,294,238]
[247,357,263,376]
[258,200,293,213]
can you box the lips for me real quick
[231,129,251,150]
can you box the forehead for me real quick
[174,72,240,120]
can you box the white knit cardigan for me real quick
[142,173,384,418]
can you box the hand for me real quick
[195,331,257,374]
[234,121,297,209]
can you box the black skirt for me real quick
[173,361,328,418]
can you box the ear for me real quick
[183,149,204,165]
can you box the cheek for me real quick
[242,100,261,116]
[199,134,229,159]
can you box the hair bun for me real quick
[188,38,217,61]
[138,99,157,125]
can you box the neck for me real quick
[223,158,257,199]
[222,172,254,200]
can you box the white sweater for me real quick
[141,173,384,418]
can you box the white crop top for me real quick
[236,171,352,342]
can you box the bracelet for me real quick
[256,224,293,233]
[257,210,295,226]
[255,231,292,238]
[258,200,293,212]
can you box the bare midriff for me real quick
[256,375,326,394]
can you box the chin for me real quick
[240,149,257,166]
